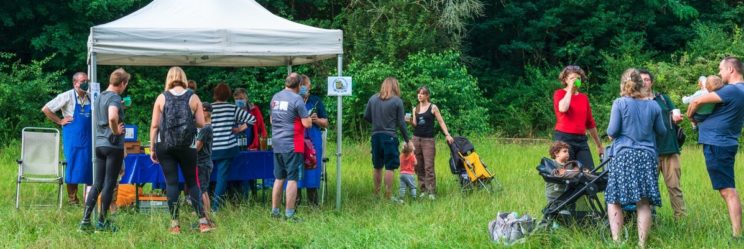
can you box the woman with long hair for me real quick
[409,85,454,199]
[149,66,212,234]
[364,77,413,200]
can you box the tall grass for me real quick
[0,137,742,248]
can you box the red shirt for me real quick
[399,153,416,174]
[553,89,597,135]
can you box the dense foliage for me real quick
[1,0,744,142]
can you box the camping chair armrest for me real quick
[60,161,67,166]
[16,159,22,164]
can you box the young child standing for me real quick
[545,141,570,203]
[683,75,725,127]
[196,102,214,225]
[397,142,417,203]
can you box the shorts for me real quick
[273,152,303,181]
[703,144,739,190]
[370,133,400,170]
[197,161,213,193]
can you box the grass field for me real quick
[1,137,743,248]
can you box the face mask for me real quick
[299,85,308,96]
[80,81,89,91]
[235,99,246,108]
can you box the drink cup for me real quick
[405,113,412,121]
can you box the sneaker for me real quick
[169,225,181,235]
[78,221,93,233]
[199,223,215,233]
[391,197,404,204]
[428,194,436,200]
[95,221,118,233]
[271,211,282,219]
[285,215,303,223]
[418,192,428,198]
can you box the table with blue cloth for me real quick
[121,151,274,185]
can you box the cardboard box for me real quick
[125,141,141,154]
[138,195,168,213]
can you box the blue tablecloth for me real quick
[121,151,274,184]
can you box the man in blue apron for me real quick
[42,72,93,205]
[298,75,328,206]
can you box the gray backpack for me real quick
[159,90,196,149]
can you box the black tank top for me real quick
[413,104,435,138]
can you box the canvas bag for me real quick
[488,212,536,246]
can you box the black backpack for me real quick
[159,90,196,149]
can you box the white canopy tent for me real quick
[87,0,345,209]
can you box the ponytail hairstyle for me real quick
[620,68,647,99]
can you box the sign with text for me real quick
[327,77,352,96]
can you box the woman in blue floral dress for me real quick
[605,68,667,247]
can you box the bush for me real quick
[338,50,491,138]
[0,53,63,142]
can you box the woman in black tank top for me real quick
[408,86,454,199]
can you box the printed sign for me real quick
[327,77,352,96]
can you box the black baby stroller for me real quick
[448,136,498,193]
[536,157,609,225]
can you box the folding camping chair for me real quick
[15,127,65,209]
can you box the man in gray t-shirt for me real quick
[95,91,124,148]
[269,73,312,220]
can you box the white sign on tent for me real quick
[327,77,352,96]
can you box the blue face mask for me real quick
[299,85,308,96]
[235,99,246,108]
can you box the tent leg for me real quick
[335,54,343,211]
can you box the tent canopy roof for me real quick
[88,0,343,67]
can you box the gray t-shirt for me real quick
[95,91,124,148]
[363,93,410,142]
[270,89,309,153]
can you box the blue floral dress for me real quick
[605,148,662,206]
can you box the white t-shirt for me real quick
[45,89,89,118]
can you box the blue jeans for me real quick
[211,159,232,210]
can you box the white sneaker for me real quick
[428,194,436,200]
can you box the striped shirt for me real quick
[211,102,255,153]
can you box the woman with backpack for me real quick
[149,66,213,234]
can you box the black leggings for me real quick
[156,143,205,220]
[82,146,123,223]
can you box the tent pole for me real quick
[88,52,97,216]
[287,58,292,74]
[335,54,343,211]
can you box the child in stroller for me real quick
[537,141,608,224]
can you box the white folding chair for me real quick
[15,127,65,209]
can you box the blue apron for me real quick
[63,91,93,184]
[298,98,323,188]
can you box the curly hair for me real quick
[549,141,570,159]
[558,65,587,87]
